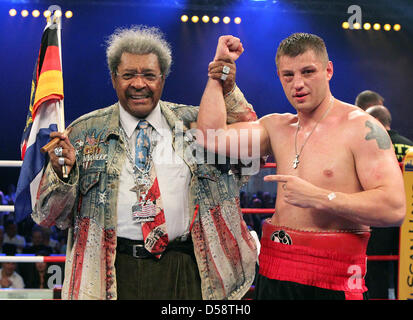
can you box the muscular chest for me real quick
[270,126,358,190]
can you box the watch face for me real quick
[271,230,292,245]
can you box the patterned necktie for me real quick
[134,120,169,258]
[135,120,150,170]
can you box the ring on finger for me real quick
[54,146,63,157]
[220,73,228,81]
[282,183,287,190]
[222,65,230,75]
[58,157,65,166]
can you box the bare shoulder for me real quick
[259,112,297,129]
[335,100,392,151]
[335,101,371,123]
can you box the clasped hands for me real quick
[208,35,244,95]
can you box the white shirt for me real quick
[0,269,25,289]
[116,103,191,241]
[3,234,26,253]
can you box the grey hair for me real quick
[106,25,172,77]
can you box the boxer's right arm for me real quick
[196,36,271,159]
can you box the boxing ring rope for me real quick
[0,160,23,167]
[0,255,66,263]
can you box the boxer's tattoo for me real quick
[365,120,391,149]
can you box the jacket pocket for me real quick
[193,164,218,181]
[79,171,101,195]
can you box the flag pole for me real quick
[54,12,68,178]
[55,13,65,133]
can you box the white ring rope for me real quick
[0,160,22,167]
[0,255,66,263]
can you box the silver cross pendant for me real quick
[130,182,147,201]
[293,155,299,169]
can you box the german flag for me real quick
[21,20,63,159]
[16,19,64,222]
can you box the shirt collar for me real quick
[119,102,166,138]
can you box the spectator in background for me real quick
[3,220,25,253]
[23,250,52,289]
[252,197,262,209]
[25,261,50,289]
[365,105,413,163]
[23,225,53,256]
[0,262,25,288]
[364,104,413,299]
[41,227,60,253]
[239,191,248,208]
[355,90,384,110]
[4,184,16,205]
[262,192,274,209]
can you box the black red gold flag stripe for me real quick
[21,20,64,159]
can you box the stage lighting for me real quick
[32,10,40,18]
[54,10,62,18]
[44,10,51,18]
[342,21,349,29]
[393,24,401,31]
[21,9,29,17]
[373,23,381,30]
[384,24,391,31]
[353,22,361,30]
[65,11,73,19]
[9,9,17,16]
[234,17,241,24]
[223,16,230,24]
[363,23,371,30]
[202,15,209,23]
[181,15,188,22]
[191,16,199,23]
[212,16,220,24]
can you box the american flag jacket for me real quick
[32,85,258,299]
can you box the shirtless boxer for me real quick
[197,33,406,300]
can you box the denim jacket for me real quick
[33,85,258,300]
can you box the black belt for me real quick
[116,237,194,259]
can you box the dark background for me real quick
[0,0,412,191]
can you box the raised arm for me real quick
[196,35,271,159]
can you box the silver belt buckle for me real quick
[132,243,146,258]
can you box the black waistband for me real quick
[116,236,194,259]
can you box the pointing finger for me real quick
[263,175,289,182]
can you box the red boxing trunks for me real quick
[258,219,370,300]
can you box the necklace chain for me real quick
[119,125,156,188]
[293,96,334,169]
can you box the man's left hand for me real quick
[208,58,236,95]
